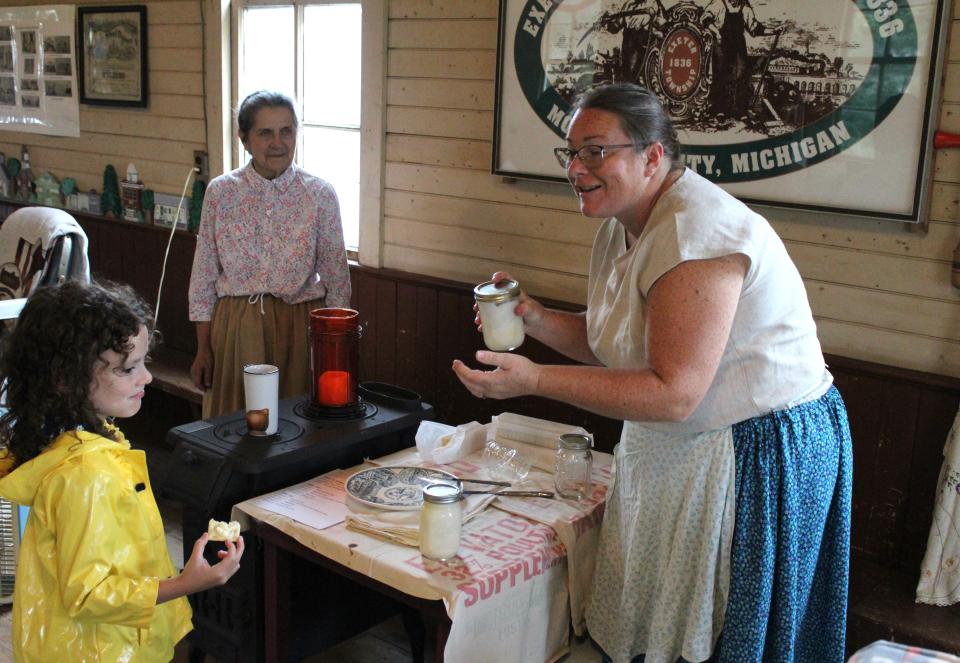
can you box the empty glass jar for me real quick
[555,433,593,500]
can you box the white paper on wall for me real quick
[0,5,79,138]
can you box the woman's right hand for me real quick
[190,347,214,390]
[475,271,547,334]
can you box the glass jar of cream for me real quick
[419,483,463,561]
[473,278,524,351]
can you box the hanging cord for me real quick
[154,166,199,328]
[247,292,266,315]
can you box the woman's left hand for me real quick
[452,351,542,400]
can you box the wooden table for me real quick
[233,444,611,663]
[254,517,451,663]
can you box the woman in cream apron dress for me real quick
[453,83,851,663]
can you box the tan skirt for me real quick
[202,294,323,419]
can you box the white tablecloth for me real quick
[232,445,612,663]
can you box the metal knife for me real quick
[462,490,554,498]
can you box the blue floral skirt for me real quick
[600,386,852,663]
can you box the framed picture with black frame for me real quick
[493,0,951,224]
[77,5,148,107]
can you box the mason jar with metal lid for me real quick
[473,278,525,351]
[555,433,593,500]
[419,483,463,561]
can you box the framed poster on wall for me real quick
[493,0,951,223]
[78,5,148,107]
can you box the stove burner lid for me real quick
[357,382,422,411]
[213,417,304,444]
[293,398,377,421]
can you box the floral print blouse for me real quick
[188,162,351,321]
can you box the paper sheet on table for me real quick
[251,469,350,531]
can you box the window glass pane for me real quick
[302,126,360,249]
[241,7,295,100]
[303,4,361,127]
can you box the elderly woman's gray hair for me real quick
[237,91,299,141]
[573,84,680,165]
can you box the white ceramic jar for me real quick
[474,278,524,351]
[419,483,463,561]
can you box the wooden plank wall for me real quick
[0,0,204,197]
[1,0,958,380]
[382,0,960,378]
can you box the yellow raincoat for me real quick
[0,427,192,662]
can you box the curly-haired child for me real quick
[0,279,244,662]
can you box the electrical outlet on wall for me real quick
[193,151,209,180]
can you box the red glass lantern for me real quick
[309,308,362,410]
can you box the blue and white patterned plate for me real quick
[345,466,458,511]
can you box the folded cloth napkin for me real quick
[492,412,592,448]
[345,491,496,547]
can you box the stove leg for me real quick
[400,607,426,663]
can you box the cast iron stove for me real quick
[161,386,433,663]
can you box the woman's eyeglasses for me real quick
[553,143,636,169]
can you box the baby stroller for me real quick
[0,205,90,603]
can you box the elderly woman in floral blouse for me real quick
[188,90,351,418]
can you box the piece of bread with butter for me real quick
[207,518,241,542]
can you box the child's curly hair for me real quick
[0,280,154,466]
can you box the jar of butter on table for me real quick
[419,483,463,561]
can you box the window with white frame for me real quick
[235,0,366,253]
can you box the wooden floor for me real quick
[0,497,601,663]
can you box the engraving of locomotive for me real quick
[540,0,861,135]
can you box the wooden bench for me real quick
[147,345,203,407]
[849,560,960,653]
[833,356,960,655]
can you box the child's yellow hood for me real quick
[0,428,129,506]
